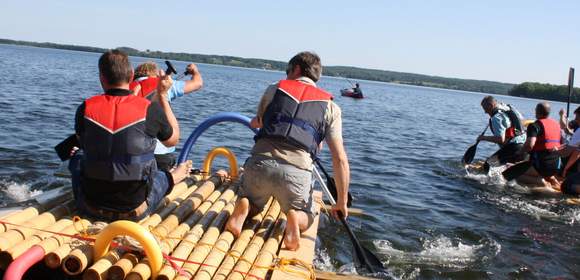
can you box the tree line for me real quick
[2,38,575,99]
[508,82,580,103]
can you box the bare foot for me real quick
[284,210,300,251]
[215,169,229,178]
[226,198,250,237]
[170,160,192,184]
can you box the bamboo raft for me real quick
[0,148,329,280]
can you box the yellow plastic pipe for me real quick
[202,147,238,179]
[92,220,163,279]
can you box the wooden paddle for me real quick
[462,124,489,165]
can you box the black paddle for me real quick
[314,158,353,207]
[312,166,386,274]
[502,160,532,181]
[462,124,490,165]
[566,67,575,119]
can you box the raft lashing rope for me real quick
[0,147,316,280]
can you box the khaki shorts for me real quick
[240,155,317,221]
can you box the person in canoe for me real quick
[478,96,527,167]
[68,50,192,221]
[226,51,350,250]
[353,83,362,94]
[130,61,204,172]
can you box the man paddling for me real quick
[479,96,527,166]
[69,50,191,221]
[521,102,562,188]
[226,51,350,250]
[130,61,203,171]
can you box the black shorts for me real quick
[562,172,580,195]
[155,153,176,172]
[531,151,561,178]
[492,143,527,164]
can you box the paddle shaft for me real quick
[567,67,575,119]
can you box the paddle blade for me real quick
[338,214,386,274]
[502,161,532,181]
[462,144,478,165]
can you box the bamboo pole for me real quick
[225,207,281,280]
[192,199,272,280]
[246,213,287,280]
[36,219,91,254]
[212,199,280,280]
[144,177,202,229]
[106,252,139,280]
[0,208,39,233]
[81,248,125,280]
[0,200,74,250]
[151,176,224,238]
[0,218,72,267]
[62,243,93,275]
[44,219,96,269]
[129,185,236,280]
[77,175,222,279]
[173,199,237,280]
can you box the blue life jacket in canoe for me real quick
[129,76,158,100]
[255,79,333,155]
[81,94,157,181]
[531,118,561,152]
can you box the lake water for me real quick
[0,44,578,279]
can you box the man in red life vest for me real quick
[226,52,350,250]
[130,61,203,172]
[523,102,562,189]
[69,50,192,221]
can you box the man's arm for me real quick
[523,136,536,153]
[156,75,180,147]
[183,63,203,94]
[478,115,507,145]
[326,136,350,219]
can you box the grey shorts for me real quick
[240,155,317,219]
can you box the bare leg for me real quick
[226,198,250,237]
[284,209,311,251]
[170,160,192,184]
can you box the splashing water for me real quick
[0,180,43,203]
[374,236,501,270]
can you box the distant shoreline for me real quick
[1,38,576,100]
[0,38,515,95]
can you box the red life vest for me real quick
[255,80,333,155]
[129,77,159,99]
[81,93,157,181]
[531,118,561,152]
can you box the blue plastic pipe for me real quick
[177,112,258,164]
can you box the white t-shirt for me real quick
[570,129,580,146]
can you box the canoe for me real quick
[340,88,364,99]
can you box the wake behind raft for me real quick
[0,112,384,280]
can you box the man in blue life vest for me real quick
[68,50,192,221]
[226,52,350,250]
[522,102,562,189]
[479,96,527,167]
[130,61,203,172]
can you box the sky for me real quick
[1,0,578,85]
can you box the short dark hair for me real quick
[481,96,496,107]
[536,102,551,118]
[574,106,580,115]
[98,49,133,85]
[288,51,322,82]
